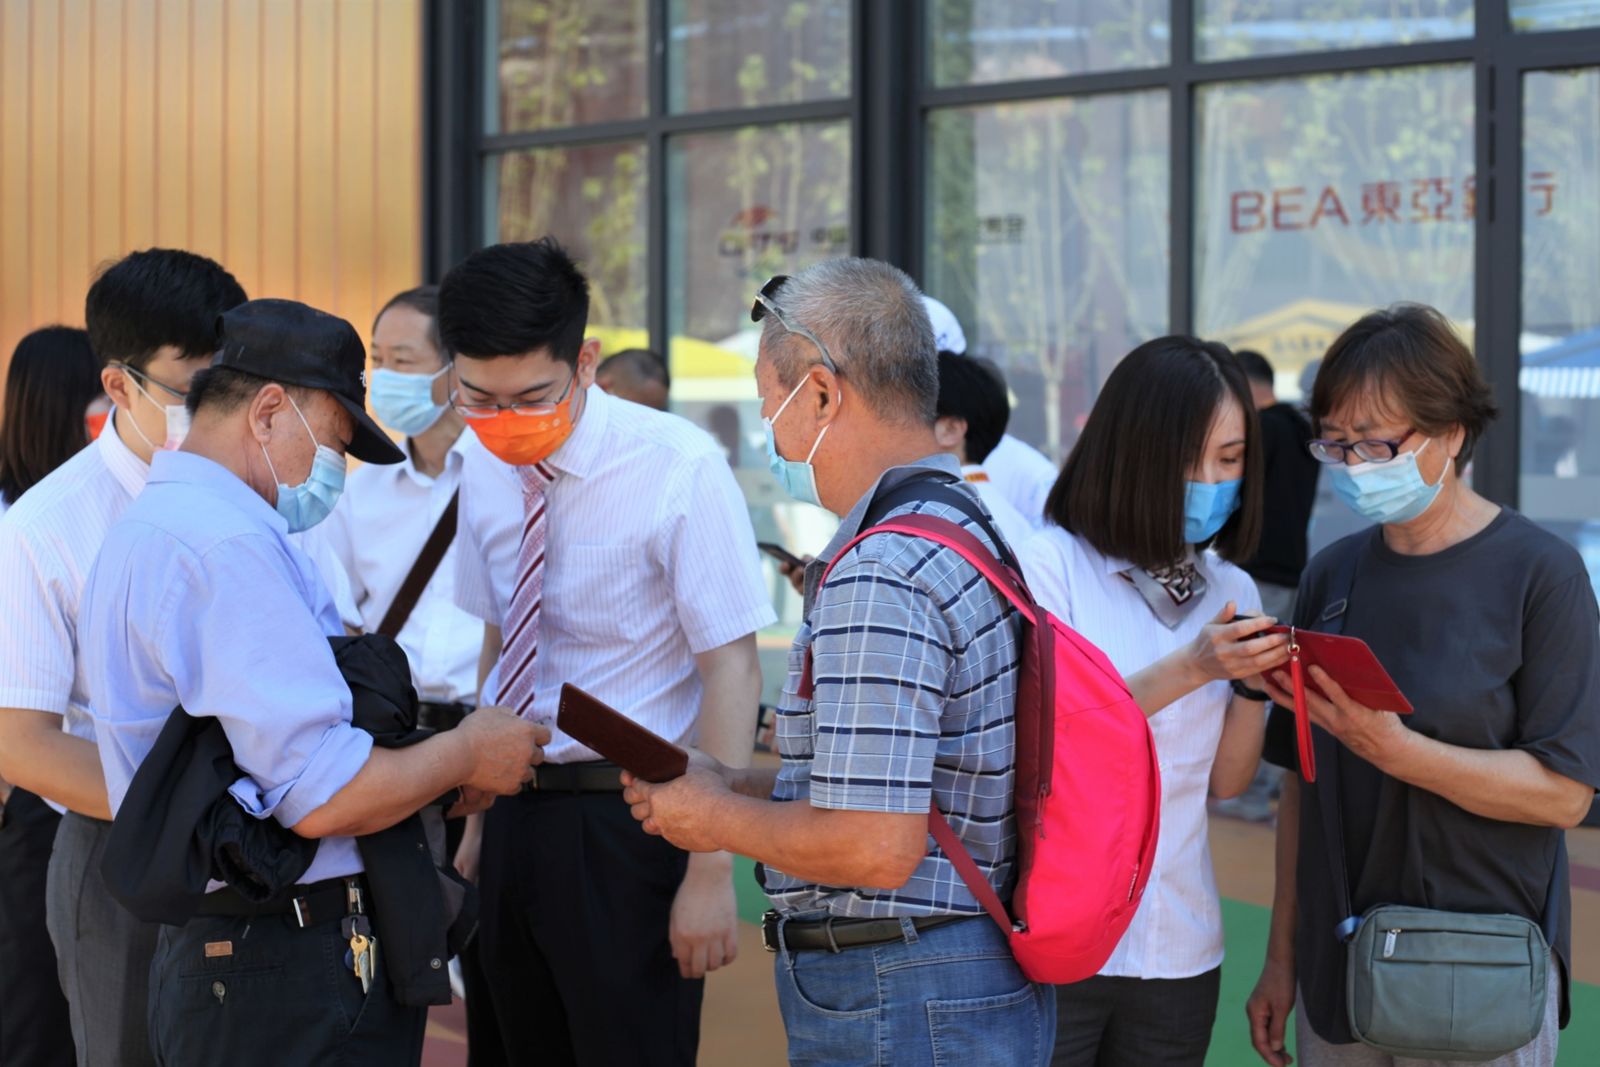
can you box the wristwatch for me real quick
[1231,678,1271,702]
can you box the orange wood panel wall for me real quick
[0,0,423,384]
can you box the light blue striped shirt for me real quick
[78,450,371,884]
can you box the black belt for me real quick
[196,875,368,929]
[761,909,972,953]
[524,761,624,793]
[417,700,473,732]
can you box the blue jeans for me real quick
[773,913,1056,1066]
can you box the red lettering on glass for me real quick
[1231,190,1267,233]
[1360,182,1402,224]
[1272,187,1307,230]
[1530,172,1557,216]
[1308,186,1349,228]
[1410,177,1451,222]
[1461,176,1476,220]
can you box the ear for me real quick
[933,415,967,451]
[102,366,134,409]
[575,337,602,390]
[808,364,843,422]
[247,383,289,443]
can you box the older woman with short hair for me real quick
[1246,303,1599,1067]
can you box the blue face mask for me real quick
[1183,478,1242,544]
[1330,437,1448,525]
[369,366,447,436]
[763,375,832,507]
[260,395,347,533]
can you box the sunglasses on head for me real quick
[750,275,839,375]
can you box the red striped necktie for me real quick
[499,461,557,721]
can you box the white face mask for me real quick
[122,369,191,452]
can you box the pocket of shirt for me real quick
[545,544,653,643]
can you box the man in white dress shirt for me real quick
[0,249,246,1067]
[439,238,775,1066]
[922,294,1057,527]
[932,350,1037,552]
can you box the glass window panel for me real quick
[928,0,1169,86]
[1197,0,1472,60]
[924,92,1170,463]
[668,0,851,113]
[1511,0,1600,31]
[1520,68,1600,595]
[489,0,648,133]
[489,141,648,334]
[666,120,851,689]
[1196,65,1474,554]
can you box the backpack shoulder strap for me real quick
[1309,535,1363,942]
[862,472,1021,572]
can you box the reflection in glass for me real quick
[666,121,851,646]
[491,141,648,335]
[490,0,648,133]
[927,0,1168,86]
[1511,0,1600,30]
[1520,68,1600,594]
[1195,65,1474,553]
[1197,0,1472,60]
[668,0,851,113]
[924,93,1169,463]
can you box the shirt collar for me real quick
[545,384,610,480]
[99,408,153,498]
[818,453,963,560]
[397,426,473,488]
[147,450,288,535]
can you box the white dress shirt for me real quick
[455,386,777,764]
[324,430,482,704]
[1018,526,1261,980]
[0,416,148,761]
[985,434,1057,530]
[959,463,1038,554]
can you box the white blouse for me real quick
[1018,526,1261,980]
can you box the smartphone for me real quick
[758,542,805,569]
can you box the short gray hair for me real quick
[762,258,937,424]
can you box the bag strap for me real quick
[862,472,1022,573]
[376,490,460,639]
[1309,537,1363,942]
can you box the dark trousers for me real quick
[1051,967,1222,1067]
[147,907,426,1066]
[477,789,703,1066]
[0,789,74,1067]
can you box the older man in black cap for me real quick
[76,300,544,1066]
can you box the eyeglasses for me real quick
[1307,428,1418,465]
[115,364,188,401]
[750,275,839,375]
[450,368,577,420]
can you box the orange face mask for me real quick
[467,383,580,467]
[85,411,109,440]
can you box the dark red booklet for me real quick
[555,683,689,783]
[1267,626,1412,782]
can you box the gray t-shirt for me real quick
[1264,509,1600,1044]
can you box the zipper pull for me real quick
[1383,929,1400,958]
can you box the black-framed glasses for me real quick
[114,363,188,401]
[450,366,578,420]
[1307,428,1418,465]
[750,275,839,375]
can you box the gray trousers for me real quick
[45,813,159,1067]
[1295,971,1560,1067]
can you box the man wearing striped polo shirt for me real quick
[623,258,1054,1063]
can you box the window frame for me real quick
[426,0,1600,509]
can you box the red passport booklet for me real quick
[555,684,689,784]
[1267,626,1412,782]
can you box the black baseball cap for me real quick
[215,299,405,465]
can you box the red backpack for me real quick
[801,497,1161,984]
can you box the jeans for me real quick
[773,913,1055,1066]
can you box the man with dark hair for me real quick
[1233,349,1319,622]
[439,238,773,1066]
[76,299,543,1066]
[932,351,1034,550]
[0,248,246,1067]
[596,347,671,411]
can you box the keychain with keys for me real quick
[340,913,376,994]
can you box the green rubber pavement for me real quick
[733,857,1598,1065]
